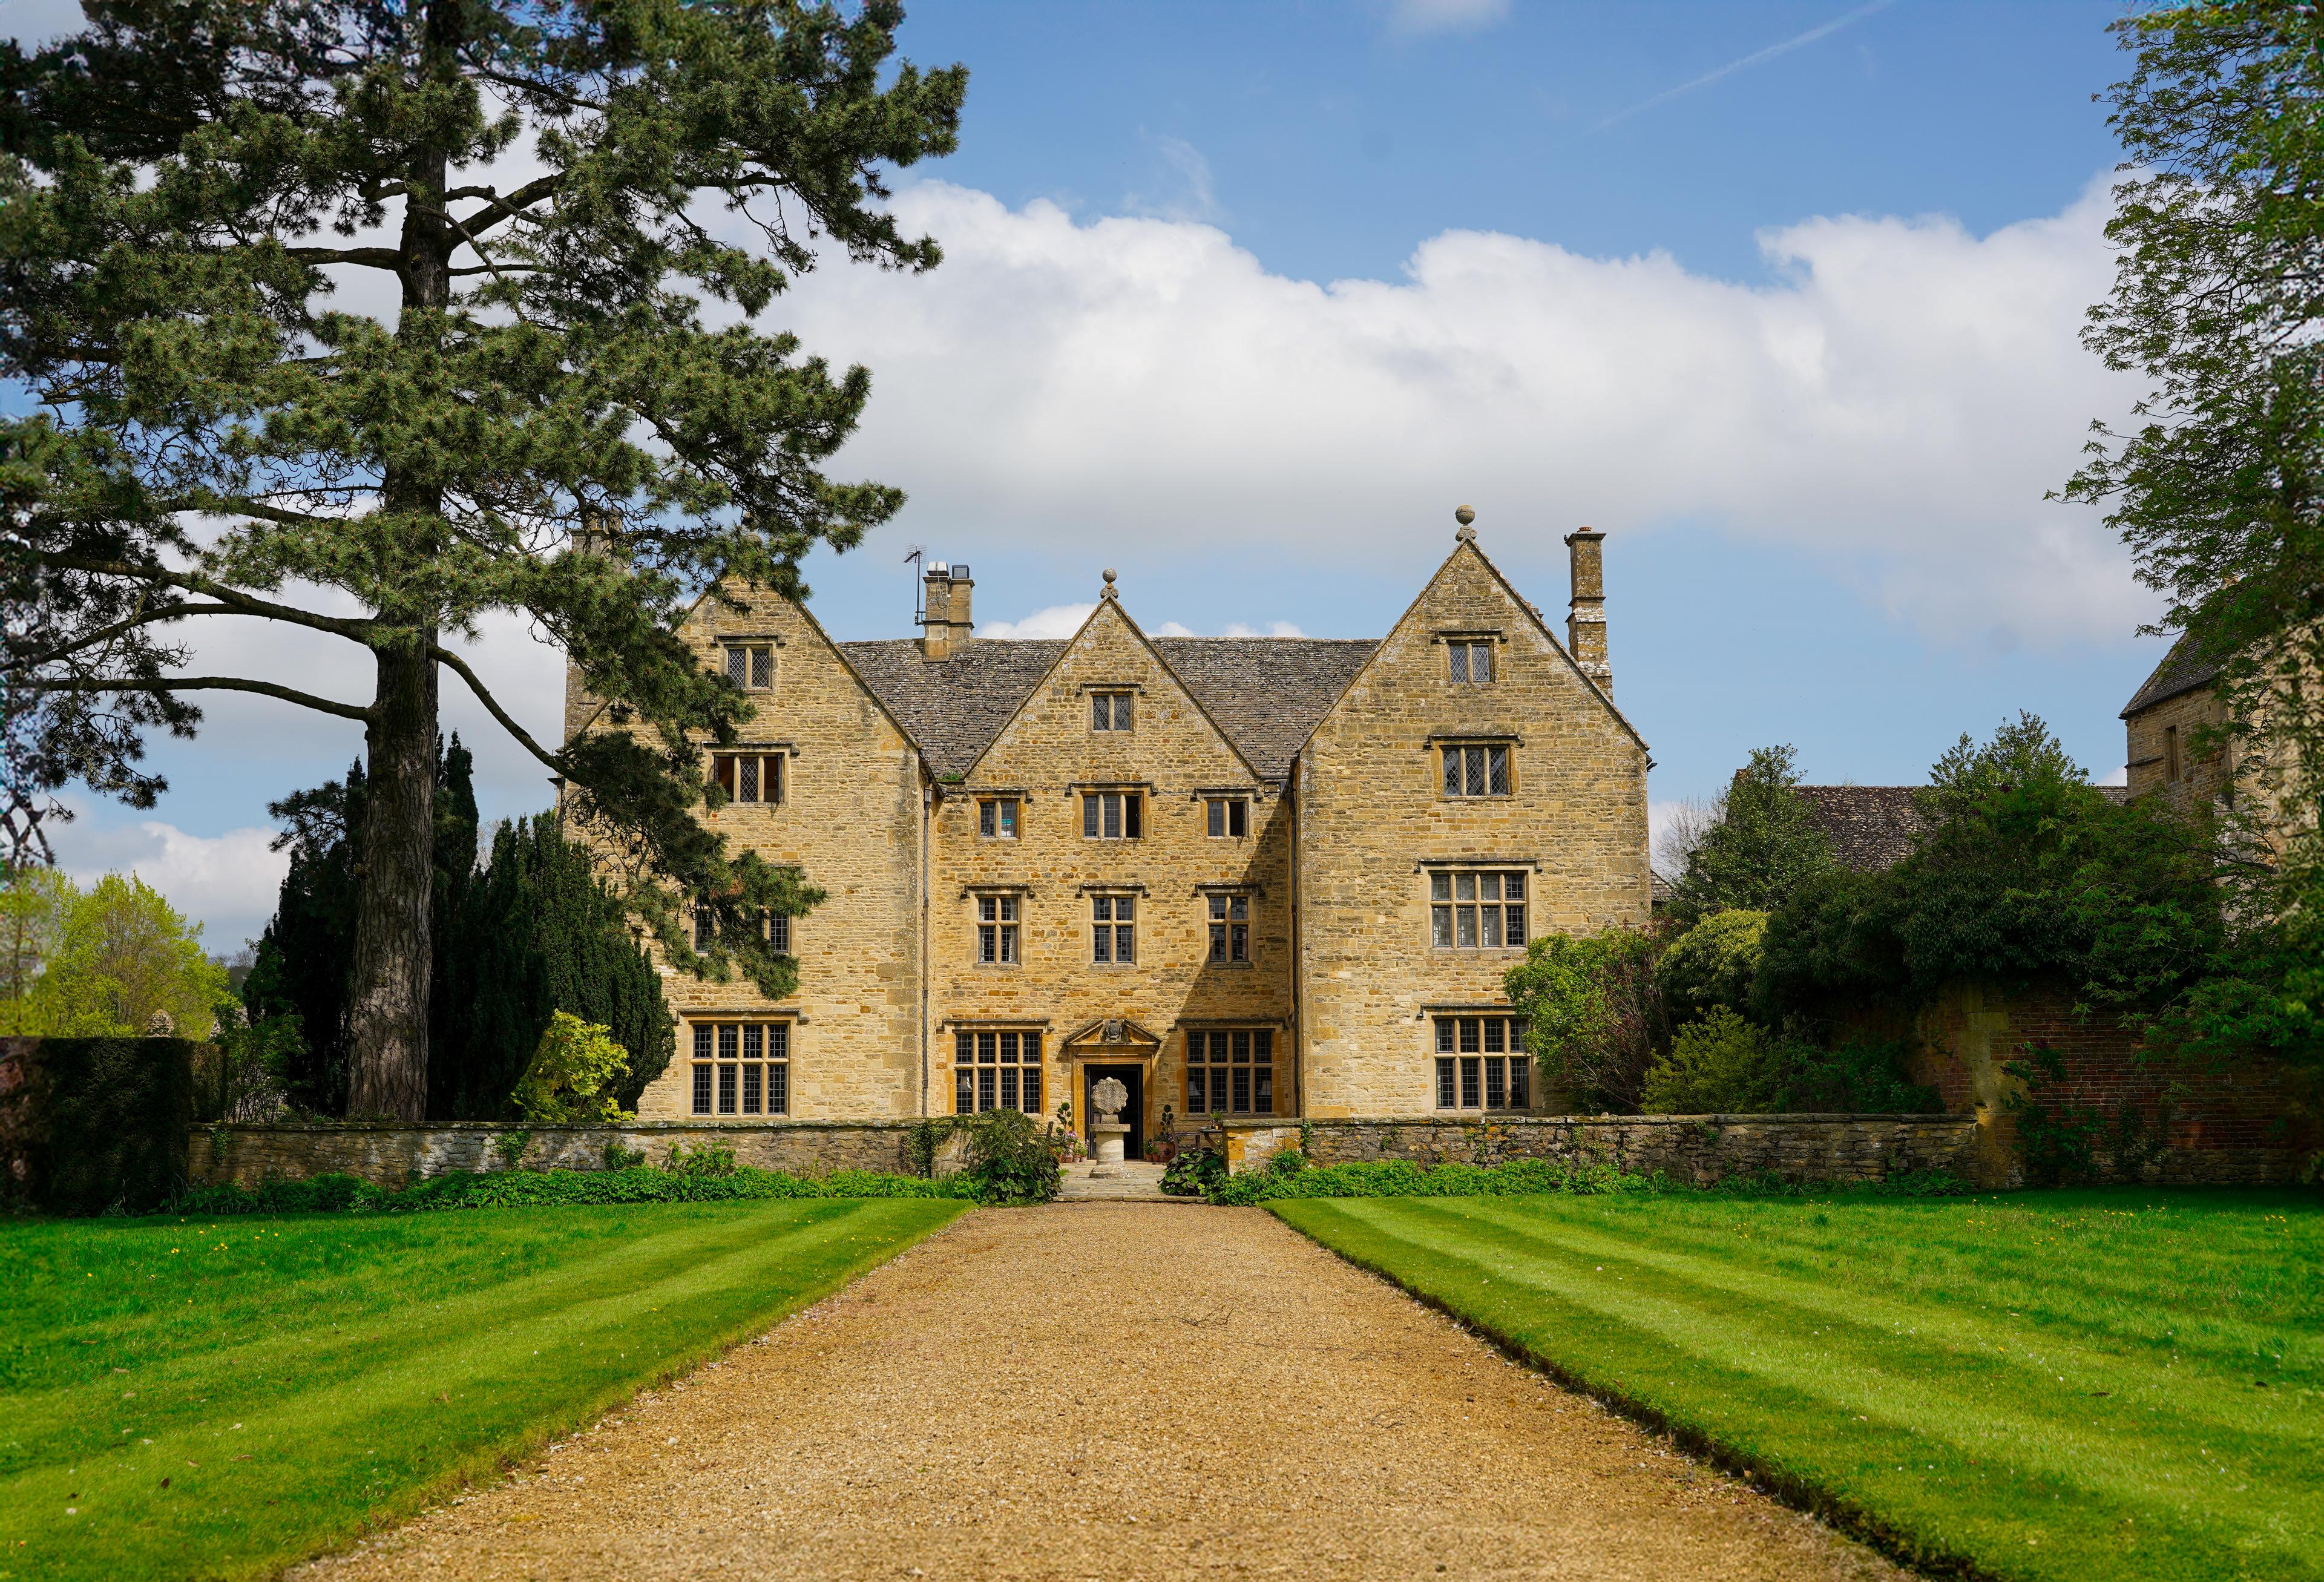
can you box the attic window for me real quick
[724,643,774,691]
[1091,691,1134,731]
[1448,641,1494,683]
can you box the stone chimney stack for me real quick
[919,561,974,660]
[1564,526,1610,694]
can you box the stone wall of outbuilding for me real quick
[189,1120,920,1189]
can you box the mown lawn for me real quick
[0,1196,968,1581]
[1273,1189,2320,1582]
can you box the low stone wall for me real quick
[189,1120,921,1189]
[1232,1114,1982,1185]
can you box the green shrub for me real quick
[1503,928,1666,1111]
[663,1139,738,1177]
[1656,910,1768,1022]
[512,1011,631,1125]
[1160,1147,1227,1197]
[1263,1144,1308,1177]
[177,1162,978,1216]
[956,1108,1062,1205]
[1779,1039,1942,1112]
[1207,1155,1971,1206]
[1212,1155,1659,1205]
[1640,1009,1793,1113]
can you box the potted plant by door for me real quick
[1147,1104,1179,1164]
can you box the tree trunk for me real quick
[344,0,462,1120]
[344,631,438,1119]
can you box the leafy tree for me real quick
[435,811,674,1119]
[5,1,966,1118]
[1669,746,1835,924]
[0,864,75,1010]
[1503,930,1666,1113]
[1655,909,1767,1025]
[1756,716,2227,1022]
[2066,2,2324,872]
[7,871,231,1037]
[511,1010,630,1124]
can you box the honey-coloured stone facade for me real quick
[561,527,1653,1141]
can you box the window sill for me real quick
[1086,962,1144,970]
[1203,960,1257,970]
[1429,947,1529,955]
[973,962,1023,971]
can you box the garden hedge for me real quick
[0,1036,194,1215]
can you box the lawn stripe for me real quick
[1279,1196,2323,1582]
[1365,1198,2311,1526]
[1430,1198,2309,1449]
[0,1198,967,1582]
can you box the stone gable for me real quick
[939,595,1294,1140]
[602,587,929,1122]
[1295,540,1652,1118]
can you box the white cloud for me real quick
[976,606,1309,641]
[977,603,1095,640]
[1387,0,1512,35]
[780,177,2152,651]
[52,813,289,951]
[2098,763,2128,787]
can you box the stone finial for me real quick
[1454,504,1476,542]
[1101,568,1118,600]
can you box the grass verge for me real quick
[1272,1189,2320,1582]
[0,1196,968,1581]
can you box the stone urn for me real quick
[1089,1075,1130,1166]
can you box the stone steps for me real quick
[1054,1161,1196,1204]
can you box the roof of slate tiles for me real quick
[1792,786,1929,871]
[1793,782,2132,872]
[836,636,1380,781]
[2119,632,2224,718]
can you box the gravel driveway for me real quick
[306,1204,1904,1581]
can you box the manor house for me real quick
[562,516,1652,1152]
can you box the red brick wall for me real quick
[1911,979,2309,1185]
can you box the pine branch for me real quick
[28,676,375,723]
[431,643,563,772]
[15,602,243,668]
[47,558,377,643]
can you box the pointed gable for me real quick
[1301,537,1647,760]
[963,592,1261,788]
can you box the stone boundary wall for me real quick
[1235,1114,1981,1186]
[189,1120,921,1189]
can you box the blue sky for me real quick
[16,0,2164,943]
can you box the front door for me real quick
[1084,1064,1144,1161]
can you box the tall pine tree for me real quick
[7,2,965,1118]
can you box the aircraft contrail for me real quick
[1595,0,1901,132]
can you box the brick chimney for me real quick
[1564,526,1610,694]
[919,561,974,660]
